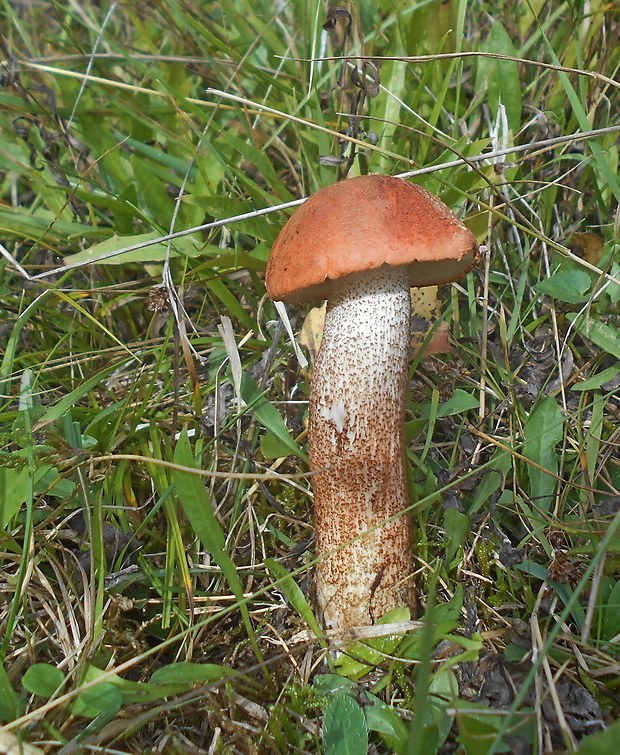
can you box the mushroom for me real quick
[266,174,478,632]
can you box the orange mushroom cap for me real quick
[266,174,479,303]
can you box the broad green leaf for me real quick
[313,674,356,696]
[0,661,21,722]
[71,683,122,719]
[78,113,131,194]
[522,397,563,512]
[0,467,31,529]
[443,508,470,564]
[260,431,293,459]
[437,389,479,417]
[151,661,234,685]
[0,206,103,242]
[364,692,409,753]
[63,231,204,266]
[470,452,512,514]
[437,388,480,417]
[334,607,410,680]
[191,138,227,191]
[456,703,512,755]
[364,698,409,741]
[21,664,65,698]
[602,579,620,641]
[131,154,174,227]
[575,717,620,754]
[173,432,230,556]
[455,699,536,755]
[606,264,620,304]
[400,592,463,663]
[419,389,479,420]
[572,364,620,391]
[534,269,592,303]
[33,465,76,499]
[428,669,458,749]
[323,693,368,755]
[78,664,189,704]
[516,560,550,580]
[0,458,71,528]
[568,314,620,361]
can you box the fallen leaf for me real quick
[568,232,604,266]
[300,287,453,362]
[300,304,326,362]
[0,731,45,755]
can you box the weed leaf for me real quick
[575,717,620,753]
[522,397,563,513]
[569,314,620,361]
[534,269,592,303]
[322,693,368,755]
[21,664,65,698]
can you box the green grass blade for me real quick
[172,431,264,667]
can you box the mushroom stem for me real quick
[309,264,416,630]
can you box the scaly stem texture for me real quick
[309,266,416,630]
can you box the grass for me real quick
[1,0,619,752]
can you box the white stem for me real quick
[309,265,416,630]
